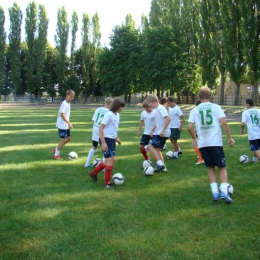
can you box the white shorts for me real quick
[92,127,99,142]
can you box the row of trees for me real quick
[0,0,259,105]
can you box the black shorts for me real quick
[100,137,116,158]
[199,146,226,168]
[140,134,152,146]
[149,135,168,149]
[170,128,180,140]
[249,139,260,151]
[58,129,70,139]
[92,140,99,148]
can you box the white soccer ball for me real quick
[166,151,174,159]
[93,158,102,167]
[239,155,249,164]
[161,144,167,151]
[112,173,125,185]
[228,184,234,196]
[68,151,78,159]
[144,166,154,176]
[142,159,152,168]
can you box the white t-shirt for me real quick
[168,105,183,128]
[188,102,225,148]
[101,111,120,139]
[141,110,156,135]
[154,104,171,137]
[92,107,109,141]
[242,108,260,140]
[56,100,71,129]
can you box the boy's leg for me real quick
[208,167,220,201]
[218,167,233,203]
[104,157,115,187]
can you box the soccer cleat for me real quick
[161,167,168,173]
[154,165,165,172]
[105,183,114,189]
[84,164,93,169]
[89,172,97,182]
[212,193,220,201]
[178,150,182,155]
[251,159,257,164]
[196,160,205,165]
[220,192,233,204]
[171,156,178,160]
[53,155,62,160]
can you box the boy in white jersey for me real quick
[53,89,75,159]
[137,100,156,160]
[167,96,185,159]
[241,98,260,163]
[187,86,235,204]
[146,94,171,172]
[84,97,113,168]
[89,97,125,188]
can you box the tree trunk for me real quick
[233,82,240,106]
[219,70,225,105]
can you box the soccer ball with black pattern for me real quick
[112,173,125,185]
[93,158,102,167]
[239,155,249,164]
[142,159,152,168]
[68,151,78,159]
[143,166,154,176]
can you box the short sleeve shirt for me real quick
[241,108,260,140]
[188,102,225,148]
[141,110,156,135]
[101,111,120,139]
[56,100,70,129]
[168,105,183,128]
[92,107,109,141]
[154,104,171,137]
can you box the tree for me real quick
[240,0,260,104]
[8,3,23,96]
[221,0,246,105]
[0,6,6,95]
[55,6,69,97]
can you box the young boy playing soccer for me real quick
[241,98,260,164]
[187,86,235,203]
[89,97,125,188]
[84,97,113,168]
[53,89,75,159]
[167,96,185,159]
[137,100,156,160]
[146,94,171,172]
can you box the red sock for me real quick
[104,165,114,185]
[92,161,105,175]
[140,148,149,160]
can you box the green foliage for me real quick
[0,106,260,259]
[0,6,6,92]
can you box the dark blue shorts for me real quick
[149,135,168,149]
[100,137,116,158]
[249,139,260,151]
[58,129,70,139]
[140,134,152,146]
[199,146,226,168]
[170,128,180,140]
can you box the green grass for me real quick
[0,106,260,260]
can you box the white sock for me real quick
[253,156,258,162]
[55,149,60,156]
[219,183,228,194]
[157,160,164,166]
[210,182,219,195]
[85,148,96,166]
[178,147,181,151]
[174,151,178,157]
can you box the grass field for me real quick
[0,106,260,260]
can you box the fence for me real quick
[0,93,257,106]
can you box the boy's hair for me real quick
[66,89,75,96]
[105,97,113,105]
[167,96,175,103]
[142,99,149,107]
[198,86,212,100]
[110,97,125,112]
[146,94,159,103]
[245,98,253,107]
[195,100,201,106]
[160,97,168,105]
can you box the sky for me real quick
[2,0,152,50]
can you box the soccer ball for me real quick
[143,159,152,168]
[68,151,78,159]
[144,166,154,176]
[166,151,174,159]
[228,184,234,196]
[93,158,102,167]
[161,144,167,151]
[239,155,249,164]
[112,173,125,185]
